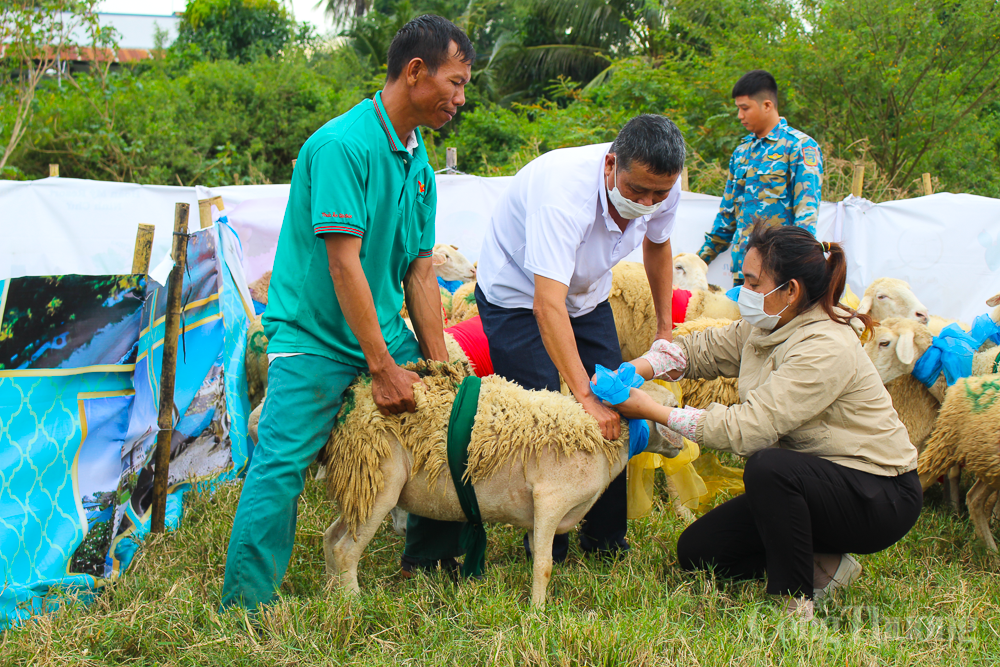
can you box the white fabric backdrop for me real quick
[4,175,1000,323]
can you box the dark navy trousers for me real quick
[475,284,628,562]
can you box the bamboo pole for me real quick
[922,173,933,196]
[446,147,457,173]
[197,196,225,229]
[851,164,865,198]
[48,164,59,178]
[150,203,190,534]
[291,158,297,169]
[681,166,690,192]
[132,224,155,275]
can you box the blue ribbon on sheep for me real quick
[912,314,1000,388]
[969,312,1000,347]
[912,323,977,387]
[589,363,649,458]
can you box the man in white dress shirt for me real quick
[475,114,685,561]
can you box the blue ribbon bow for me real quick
[969,313,1000,348]
[589,363,649,458]
[437,276,463,293]
[911,323,976,387]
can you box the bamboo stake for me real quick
[922,173,933,196]
[197,196,225,229]
[150,203,189,534]
[681,166,690,192]
[851,164,865,198]
[291,158,297,169]
[446,147,457,173]
[132,224,155,275]
[49,164,59,178]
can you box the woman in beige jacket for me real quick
[612,223,921,620]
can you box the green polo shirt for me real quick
[262,91,437,366]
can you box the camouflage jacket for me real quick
[698,118,823,281]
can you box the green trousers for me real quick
[220,335,464,612]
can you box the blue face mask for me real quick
[738,282,789,329]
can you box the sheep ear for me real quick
[431,252,447,266]
[987,293,1000,307]
[896,331,916,365]
[857,295,873,315]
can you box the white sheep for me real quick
[857,277,970,335]
[608,261,740,363]
[321,361,682,606]
[857,278,930,325]
[862,317,993,511]
[431,244,476,283]
[673,253,710,292]
[918,373,1000,552]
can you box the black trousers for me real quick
[677,447,923,598]
[476,284,628,561]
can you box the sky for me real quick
[97,0,334,34]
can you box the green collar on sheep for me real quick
[446,375,486,578]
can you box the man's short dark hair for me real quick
[386,15,475,81]
[732,69,778,106]
[610,114,686,176]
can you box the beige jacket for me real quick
[678,306,917,476]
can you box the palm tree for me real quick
[318,0,372,25]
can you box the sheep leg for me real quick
[946,466,962,512]
[966,479,999,553]
[390,506,408,537]
[529,517,559,607]
[314,463,327,481]
[664,474,696,524]
[529,489,578,607]
[323,518,349,583]
[325,475,406,594]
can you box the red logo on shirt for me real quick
[418,180,425,194]
[321,212,352,218]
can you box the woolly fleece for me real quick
[323,360,627,533]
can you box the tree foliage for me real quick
[4,0,1000,199]
[174,0,305,62]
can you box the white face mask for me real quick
[738,282,789,329]
[607,159,664,220]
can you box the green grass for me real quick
[3,465,999,666]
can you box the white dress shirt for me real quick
[477,142,680,317]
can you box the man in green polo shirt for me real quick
[221,15,475,613]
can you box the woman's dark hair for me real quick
[386,15,475,81]
[746,221,874,337]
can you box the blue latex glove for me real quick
[912,323,976,387]
[726,285,741,302]
[589,363,649,457]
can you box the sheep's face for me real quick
[857,277,929,324]
[862,317,932,384]
[673,252,710,292]
[431,244,476,282]
[988,291,1000,324]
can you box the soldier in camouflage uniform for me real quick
[698,70,823,284]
